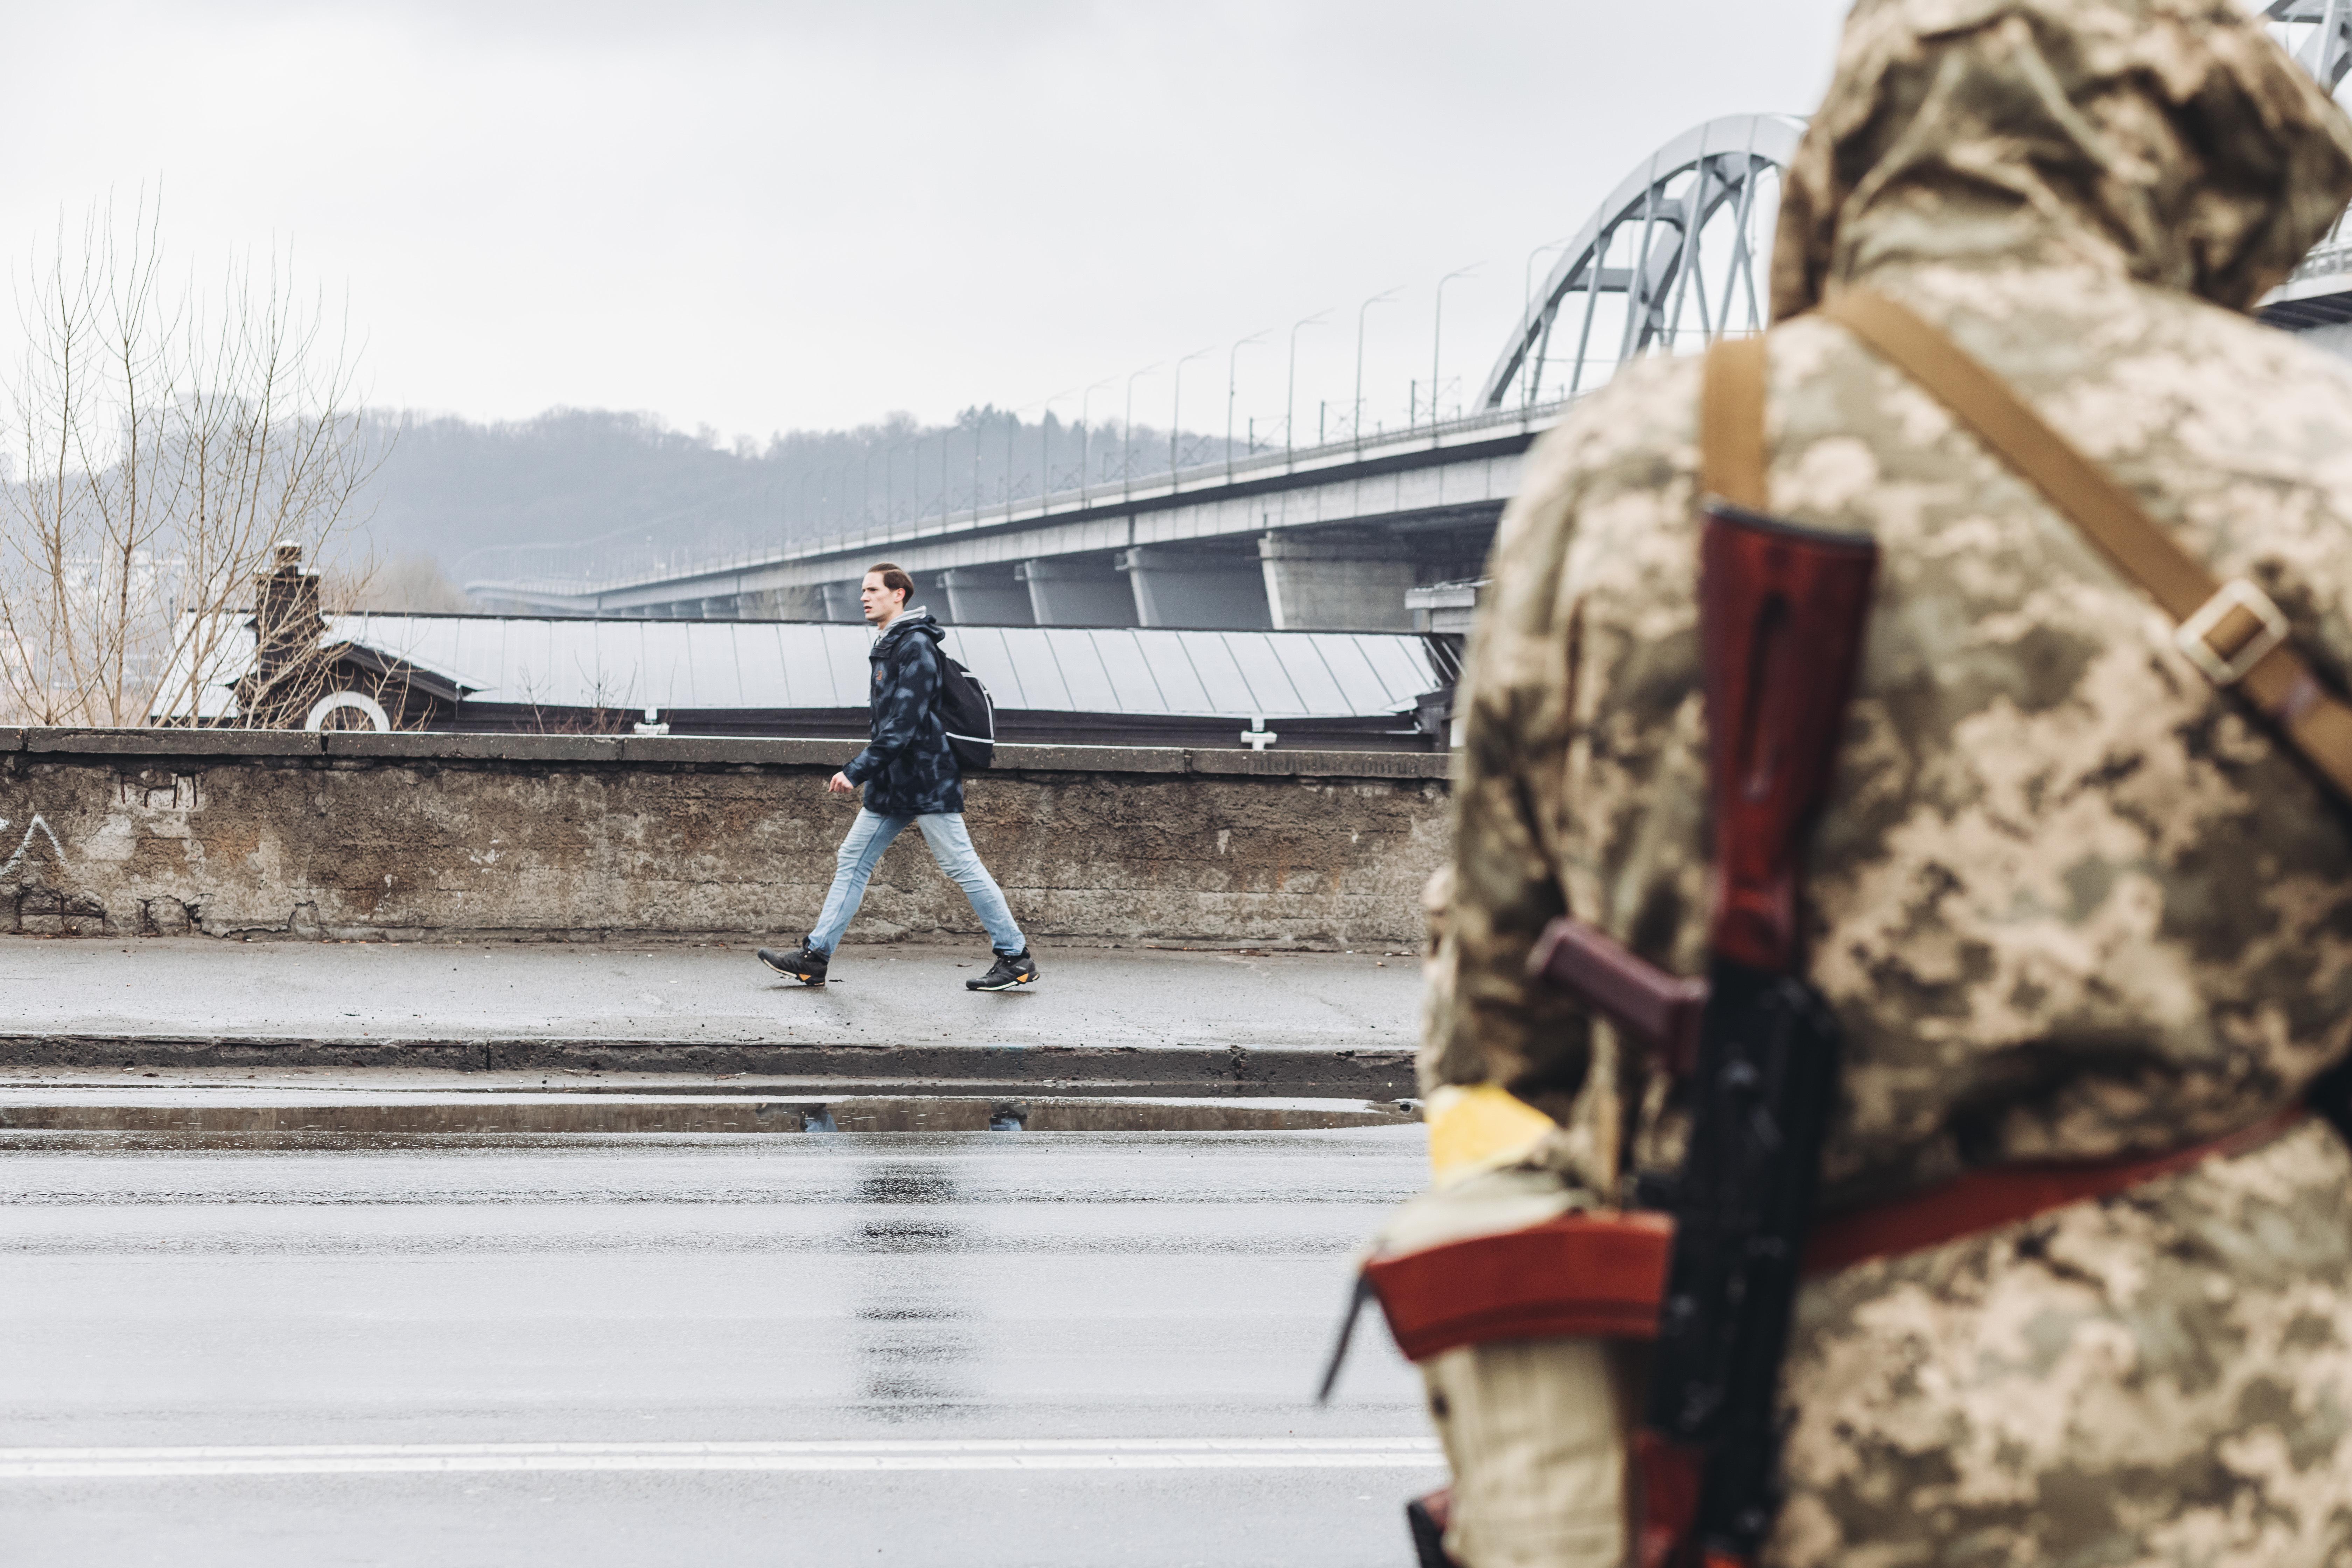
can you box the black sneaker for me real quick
[966,950,1039,991]
[758,943,829,985]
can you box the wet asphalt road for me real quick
[0,1128,1437,1567]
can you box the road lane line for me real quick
[0,1436,1446,1480]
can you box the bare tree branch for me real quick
[0,192,386,728]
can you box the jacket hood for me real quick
[871,608,943,654]
[1771,0,2352,320]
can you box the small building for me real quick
[162,609,1461,752]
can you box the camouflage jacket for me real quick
[1449,268,2352,1196]
[1425,1,2352,1561]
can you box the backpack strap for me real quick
[1818,287,2352,804]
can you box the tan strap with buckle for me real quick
[1817,287,2352,803]
[1700,332,1768,513]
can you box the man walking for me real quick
[758,564,1040,992]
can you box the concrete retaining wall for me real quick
[0,730,1452,947]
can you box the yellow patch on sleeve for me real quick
[1424,1083,1558,1186]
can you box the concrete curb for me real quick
[0,1094,1420,1137]
[0,1035,1418,1099]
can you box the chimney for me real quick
[252,541,324,689]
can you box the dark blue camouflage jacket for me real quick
[842,609,963,816]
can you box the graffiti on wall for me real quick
[0,815,64,881]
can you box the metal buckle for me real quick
[2175,578,2289,687]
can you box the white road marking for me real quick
[0,1436,1445,1480]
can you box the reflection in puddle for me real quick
[856,1304,966,1323]
[847,1161,978,1420]
[856,1167,960,1205]
[852,1220,961,1252]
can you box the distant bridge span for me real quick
[469,93,2352,631]
[469,113,1801,630]
[474,400,1546,629]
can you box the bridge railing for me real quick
[2286,201,2352,285]
[466,393,1584,602]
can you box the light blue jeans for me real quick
[807,810,1026,958]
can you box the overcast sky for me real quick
[4,1,1855,441]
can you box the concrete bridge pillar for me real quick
[1116,546,1271,630]
[1406,578,1486,634]
[818,581,867,623]
[1258,536,1416,631]
[939,566,1036,626]
[1017,559,1134,626]
[733,586,823,620]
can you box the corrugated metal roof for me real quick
[163,612,1452,719]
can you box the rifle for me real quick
[1530,491,1876,1568]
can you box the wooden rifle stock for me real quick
[1699,500,1878,972]
[1642,500,1875,1568]
[1533,498,1876,1568]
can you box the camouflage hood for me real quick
[1772,0,2352,319]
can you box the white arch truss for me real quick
[2267,0,2352,92]
[1479,113,1807,411]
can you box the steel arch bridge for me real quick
[1474,4,2352,411]
[1475,12,2352,407]
[1479,114,1805,411]
[2268,0,2352,90]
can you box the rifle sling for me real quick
[1817,287,2352,804]
[1699,334,1768,513]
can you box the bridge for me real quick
[468,10,2352,631]
[467,113,1802,630]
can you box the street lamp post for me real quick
[1170,345,1216,485]
[1027,397,1051,514]
[1287,310,1329,460]
[1032,390,1075,515]
[1077,377,1114,498]
[1224,330,1269,482]
[915,432,927,525]
[1354,288,1402,451]
[1522,237,1572,407]
[883,434,918,526]
[938,427,958,526]
[1122,364,1160,501]
[1432,264,1482,434]
[1013,404,1030,516]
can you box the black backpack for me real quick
[935,652,996,771]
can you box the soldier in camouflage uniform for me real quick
[1414,1,2352,1561]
